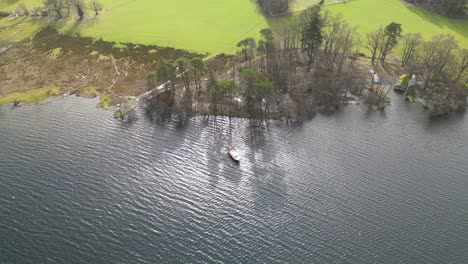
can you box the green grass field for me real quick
[291,0,337,12]
[0,0,38,11]
[1,0,270,53]
[325,0,468,48]
[1,0,467,54]
[58,0,269,54]
[0,17,44,42]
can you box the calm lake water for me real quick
[1,95,467,263]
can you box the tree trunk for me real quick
[77,8,84,20]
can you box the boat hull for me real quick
[229,154,240,162]
[394,86,406,93]
[227,147,240,162]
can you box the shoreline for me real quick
[1,24,466,119]
[0,27,201,106]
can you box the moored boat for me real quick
[227,146,240,162]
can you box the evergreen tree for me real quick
[301,3,324,65]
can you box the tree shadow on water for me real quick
[423,110,466,131]
[116,111,139,128]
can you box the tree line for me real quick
[405,0,467,17]
[147,52,277,123]
[144,0,467,121]
[147,1,383,122]
[10,0,103,20]
[256,0,291,15]
[400,33,468,113]
[364,22,467,112]
[231,1,363,114]
[236,0,467,115]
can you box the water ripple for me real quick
[0,96,467,263]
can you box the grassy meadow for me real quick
[291,0,339,12]
[0,16,44,42]
[57,0,269,54]
[325,0,468,48]
[1,0,467,53]
[1,0,270,53]
[0,0,40,11]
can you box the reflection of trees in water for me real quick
[251,167,289,213]
[246,122,268,149]
[143,96,312,155]
[145,99,173,122]
[143,88,195,127]
[116,110,139,128]
[200,116,271,152]
[245,118,307,148]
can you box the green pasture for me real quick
[325,0,468,48]
[1,0,467,54]
[0,17,44,42]
[57,0,269,54]
[0,0,40,11]
[291,0,339,12]
[1,0,269,53]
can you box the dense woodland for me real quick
[3,0,467,120]
[405,0,468,17]
[145,1,467,123]
[257,0,291,14]
[257,0,468,17]
[145,3,354,122]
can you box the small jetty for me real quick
[367,68,391,110]
[114,82,169,119]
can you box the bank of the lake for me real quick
[0,27,200,107]
[1,94,467,263]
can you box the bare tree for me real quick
[30,6,43,16]
[401,33,422,65]
[190,57,205,97]
[322,14,357,72]
[71,0,85,20]
[406,0,467,17]
[454,49,468,82]
[90,1,102,16]
[364,27,384,65]
[259,28,275,72]
[322,14,343,70]
[18,3,30,16]
[43,0,64,18]
[64,0,71,15]
[419,35,458,91]
[336,25,357,72]
[416,35,466,114]
[175,57,191,91]
[421,38,438,67]
[268,49,290,94]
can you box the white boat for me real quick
[227,147,240,162]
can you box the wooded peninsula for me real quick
[0,0,467,122]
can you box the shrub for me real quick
[146,72,157,90]
[18,3,30,16]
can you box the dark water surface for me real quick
[1,95,467,263]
